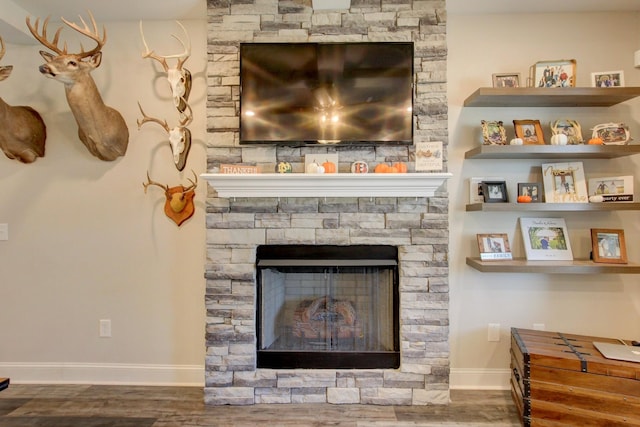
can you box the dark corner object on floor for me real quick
[0,378,9,392]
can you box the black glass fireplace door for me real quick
[256,245,399,369]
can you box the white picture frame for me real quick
[469,176,505,204]
[591,70,624,87]
[519,217,573,261]
[541,162,589,203]
[588,176,634,203]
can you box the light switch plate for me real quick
[0,223,8,241]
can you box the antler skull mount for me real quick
[143,170,197,226]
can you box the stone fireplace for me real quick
[204,0,449,405]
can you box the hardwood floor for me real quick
[0,384,521,426]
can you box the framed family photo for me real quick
[514,119,545,145]
[520,217,574,261]
[477,233,513,261]
[591,228,627,264]
[481,120,507,145]
[542,162,589,203]
[550,119,584,145]
[587,175,633,203]
[481,181,508,203]
[469,177,504,204]
[591,70,624,87]
[532,59,576,88]
[517,182,542,202]
[492,72,521,88]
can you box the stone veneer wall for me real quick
[205,0,449,405]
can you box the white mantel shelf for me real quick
[200,173,452,198]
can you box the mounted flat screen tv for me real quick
[239,42,414,145]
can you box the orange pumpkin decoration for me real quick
[588,137,604,145]
[517,195,532,203]
[374,163,390,173]
[322,161,337,173]
[392,162,407,173]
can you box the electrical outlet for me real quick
[488,323,501,342]
[533,323,546,331]
[99,319,112,338]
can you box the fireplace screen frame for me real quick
[256,245,400,369]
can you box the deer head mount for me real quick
[0,36,47,163]
[137,101,192,171]
[143,170,197,226]
[139,21,192,113]
[26,11,129,161]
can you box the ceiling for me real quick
[2,0,639,44]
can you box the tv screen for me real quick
[239,42,414,145]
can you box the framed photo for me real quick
[481,120,507,145]
[591,122,631,145]
[481,181,508,203]
[550,119,584,145]
[469,176,504,204]
[588,176,633,203]
[591,229,627,264]
[477,233,513,261]
[542,162,589,203]
[517,182,542,202]
[520,217,573,261]
[514,119,545,145]
[591,70,624,87]
[492,73,520,88]
[532,59,576,88]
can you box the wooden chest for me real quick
[510,327,640,426]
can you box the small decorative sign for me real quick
[219,164,259,174]
[415,141,443,172]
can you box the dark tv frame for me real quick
[239,41,414,147]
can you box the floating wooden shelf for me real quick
[463,87,640,107]
[466,202,640,212]
[466,258,640,274]
[464,144,640,160]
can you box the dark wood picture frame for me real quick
[591,228,628,264]
[481,181,508,203]
[517,182,542,202]
[514,119,545,145]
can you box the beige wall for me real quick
[448,11,640,387]
[0,19,208,384]
[1,9,639,388]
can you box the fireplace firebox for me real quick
[256,245,400,369]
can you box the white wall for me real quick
[448,12,640,388]
[2,10,640,389]
[0,19,208,384]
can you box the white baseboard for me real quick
[449,368,511,390]
[0,362,204,386]
[2,363,508,390]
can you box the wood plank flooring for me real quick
[0,384,521,426]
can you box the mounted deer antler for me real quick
[0,36,47,163]
[139,21,192,113]
[143,170,197,226]
[137,100,192,171]
[26,11,129,161]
